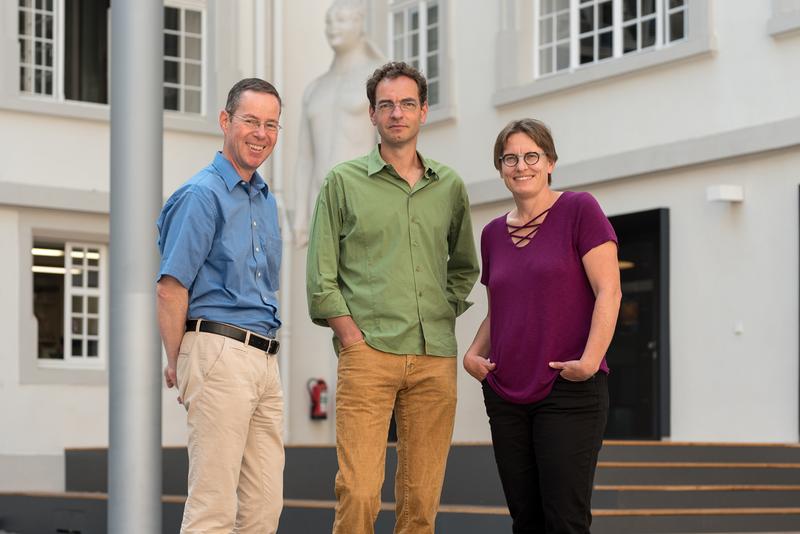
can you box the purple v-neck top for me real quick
[481,191,617,404]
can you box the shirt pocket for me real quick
[260,234,282,291]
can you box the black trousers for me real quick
[482,373,609,534]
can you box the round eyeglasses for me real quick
[499,152,543,167]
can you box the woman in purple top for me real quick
[464,119,621,533]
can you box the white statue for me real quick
[292,0,385,246]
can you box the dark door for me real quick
[605,209,670,439]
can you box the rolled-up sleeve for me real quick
[445,182,480,317]
[306,175,351,326]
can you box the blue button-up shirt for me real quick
[157,152,281,337]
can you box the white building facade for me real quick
[1,0,799,491]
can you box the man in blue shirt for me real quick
[157,78,284,534]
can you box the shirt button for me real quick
[418,291,422,297]
[257,272,262,277]
[412,241,418,247]
[253,221,257,227]
[415,266,421,272]
[256,247,260,252]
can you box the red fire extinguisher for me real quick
[307,378,328,420]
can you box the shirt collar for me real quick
[366,145,440,181]
[212,152,269,194]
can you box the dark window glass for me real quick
[580,5,594,33]
[165,7,180,31]
[427,4,438,25]
[33,242,65,360]
[642,18,656,47]
[599,1,613,28]
[164,60,179,84]
[164,33,179,58]
[623,24,637,53]
[164,86,179,111]
[623,0,637,21]
[580,36,594,63]
[670,12,685,41]
[63,0,109,104]
[642,0,656,16]
[599,31,613,59]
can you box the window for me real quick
[536,0,687,77]
[18,0,56,97]
[18,0,109,103]
[388,0,443,107]
[17,0,204,114]
[163,6,203,113]
[33,241,106,367]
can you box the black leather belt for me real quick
[186,319,279,355]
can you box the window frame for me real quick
[387,0,452,121]
[34,240,108,371]
[18,0,66,101]
[18,209,110,386]
[494,0,712,107]
[534,0,687,79]
[163,2,206,115]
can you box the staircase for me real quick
[1,441,799,533]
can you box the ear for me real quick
[419,101,429,125]
[219,109,230,133]
[369,106,377,126]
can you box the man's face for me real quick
[369,76,428,148]
[219,90,281,180]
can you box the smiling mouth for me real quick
[512,175,535,181]
[247,143,265,153]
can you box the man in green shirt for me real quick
[306,62,479,534]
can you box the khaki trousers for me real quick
[332,340,457,534]
[176,330,284,534]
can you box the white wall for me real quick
[279,0,800,444]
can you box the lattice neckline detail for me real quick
[506,208,551,248]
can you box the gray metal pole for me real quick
[108,1,163,533]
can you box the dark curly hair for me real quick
[366,61,427,109]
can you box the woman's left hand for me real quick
[549,359,598,382]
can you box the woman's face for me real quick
[325,6,364,52]
[499,132,555,199]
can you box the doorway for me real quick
[605,208,670,439]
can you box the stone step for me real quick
[3,492,800,534]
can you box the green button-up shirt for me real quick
[306,145,479,357]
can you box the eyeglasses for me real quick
[375,99,420,114]
[499,152,543,167]
[229,113,282,133]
